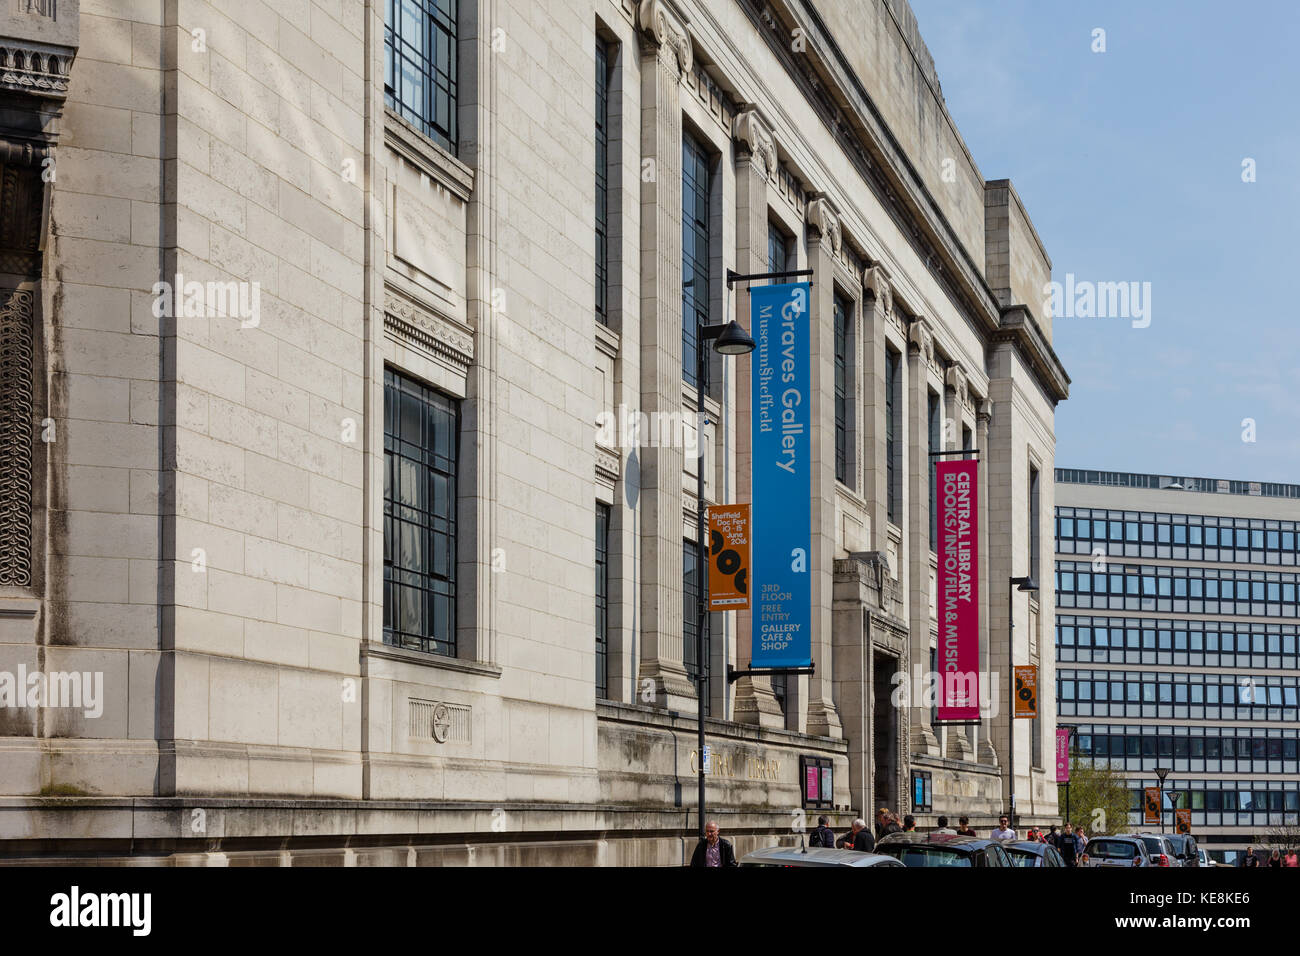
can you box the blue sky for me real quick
[908,0,1300,484]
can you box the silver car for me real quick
[1081,835,1153,867]
[740,845,905,867]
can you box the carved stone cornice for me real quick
[383,290,474,369]
[862,264,893,315]
[596,445,621,484]
[732,107,776,182]
[637,0,692,75]
[907,317,934,365]
[805,195,841,256]
[992,305,1071,403]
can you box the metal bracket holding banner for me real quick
[726,663,815,684]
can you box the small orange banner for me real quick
[1013,665,1038,718]
[1175,808,1192,834]
[706,504,750,610]
[1144,788,1161,825]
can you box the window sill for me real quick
[384,108,474,202]
[362,640,502,679]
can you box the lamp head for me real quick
[711,320,756,355]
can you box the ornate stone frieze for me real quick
[383,290,474,369]
[637,0,692,75]
[596,445,621,484]
[733,107,776,182]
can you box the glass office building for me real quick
[1055,469,1300,863]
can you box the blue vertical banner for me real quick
[750,282,812,668]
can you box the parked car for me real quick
[1165,833,1200,866]
[1081,835,1152,867]
[998,839,1067,867]
[874,832,1014,867]
[739,845,905,867]
[1135,833,1180,867]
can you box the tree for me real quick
[1262,815,1300,858]
[1057,756,1130,835]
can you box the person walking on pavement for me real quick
[935,815,956,835]
[1059,827,1079,866]
[902,815,916,832]
[690,820,737,867]
[877,808,902,838]
[955,815,977,836]
[991,814,1017,840]
[808,815,836,848]
[1268,849,1283,868]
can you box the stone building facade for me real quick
[0,0,1068,864]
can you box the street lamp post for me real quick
[1155,766,1170,837]
[1059,723,1077,823]
[1007,574,1038,830]
[693,311,755,841]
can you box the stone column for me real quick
[976,398,998,765]
[730,107,783,728]
[804,196,842,739]
[943,363,974,761]
[906,318,939,756]
[635,0,695,711]
[861,266,891,557]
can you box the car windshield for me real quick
[888,846,972,867]
[1004,847,1038,867]
[1091,840,1139,860]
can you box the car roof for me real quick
[739,845,900,867]
[876,832,998,850]
[998,839,1053,855]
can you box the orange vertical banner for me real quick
[706,504,750,610]
[1013,665,1038,718]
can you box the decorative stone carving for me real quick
[0,288,34,587]
[0,40,74,97]
[733,107,776,181]
[907,316,934,364]
[637,0,692,75]
[862,264,893,315]
[805,195,841,256]
[595,445,621,484]
[944,363,968,408]
[383,290,474,369]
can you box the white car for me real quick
[740,845,905,867]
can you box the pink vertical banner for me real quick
[1056,728,1070,782]
[935,459,979,720]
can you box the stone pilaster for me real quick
[635,0,696,710]
[861,265,891,556]
[906,317,939,756]
[804,196,842,739]
[730,106,783,728]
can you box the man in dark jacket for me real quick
[690,820,738,867]
[808,816,837,848]
[837,818,875,851]
[1058,827,1078,866]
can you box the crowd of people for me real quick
[1240,847,1299,867]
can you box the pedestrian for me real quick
[955,815,977,837]
[1242,847,1260,868]
[1025,827,1038,842]
[1286,851,1298,867]
[837,817,875,852]
[1268,849,1283,868]
[991,814,1017,840]
[1074,824,1088,850]
[1079,852,1089,866]
[1058,827,1078,866]
[902,815,916,832]
[1046,824,1060,848]
[876,808,902,837]
[690,820,737,868]
[934,815,956,835]
[808,815,836,848]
